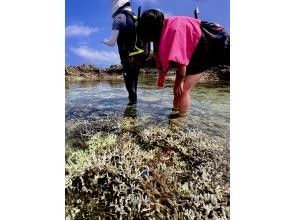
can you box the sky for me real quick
[66,0,230,67]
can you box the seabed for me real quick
[65,78,230,219]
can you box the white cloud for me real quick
[66,25,98,37]
[153,8,173,18]
[78,41,88,46]
[139,0,158,4]
[164,12,172,18]
[163,11,173,18]
[70,46,120,64]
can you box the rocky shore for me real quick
[65,64,230,83]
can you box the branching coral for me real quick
[65,116,230,219]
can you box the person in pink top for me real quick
[139,9,213,119]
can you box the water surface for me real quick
[65,77,229,139]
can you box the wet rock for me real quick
[201,65,230,83]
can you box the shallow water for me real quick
[65,77,229,140]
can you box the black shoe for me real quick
[127,102,137,107]
[123,108,137,118]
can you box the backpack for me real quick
[128,7,146,57]
[200,21,230,65]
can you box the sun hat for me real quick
[112,0,132,17]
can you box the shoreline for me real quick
[65,64,230,84]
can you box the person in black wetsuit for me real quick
[102,0,140,106]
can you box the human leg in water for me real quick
[169,73,203,119]
[171,76,182,115]
[123,64,139,105]
[123,102,137,118]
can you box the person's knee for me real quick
[181,90,191,97]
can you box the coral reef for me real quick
[65,115,230,219]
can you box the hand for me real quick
[175,79,184,97]
[155,55,162,71]
[101,39,109,45]
[157,74,166,88]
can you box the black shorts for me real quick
[186,35,209,75]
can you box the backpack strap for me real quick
[129,46,144,56]
[128,7,145,57]
[118,7,145,57]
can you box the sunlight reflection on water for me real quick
[65,77,229,139]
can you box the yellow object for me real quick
[129,46,144,56]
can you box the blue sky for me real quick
[66,0,230,67]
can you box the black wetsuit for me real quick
[114,10,139,104]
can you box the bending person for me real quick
[139,9,228,119]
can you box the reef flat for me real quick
[65,114,229,219]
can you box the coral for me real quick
[65,116,230,219]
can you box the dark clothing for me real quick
[116,10,139,103]
[186,34,209,75]
[112,13,127,30]
[186,31,230,75]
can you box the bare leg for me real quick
[172,76,183,110]
[179,73,204,115]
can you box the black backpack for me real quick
[128,7,146,57]
[200,21,230,65]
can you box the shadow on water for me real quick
[65,76,230,139]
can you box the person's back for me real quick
[158,16,202,73]
[102,0,140,106]
[115,10,137,66]
[116,11,136,51]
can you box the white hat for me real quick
[112,0,131,16]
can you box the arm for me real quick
[156,54,169,88]
[157,70,168,88]
[102,30,119,47]
[102,14,126,47]
[176,63,186,79]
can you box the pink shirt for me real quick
[158,16,202,73]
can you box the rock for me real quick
[140,68,158,75]
[65,66,79,75]
[65,64,104,81]
[65,64,100,74]
[65,64,230,83]
[201,65,230,83]
[77,64,100,73]
[106,65,123,75]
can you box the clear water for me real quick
[65,77,229,140]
